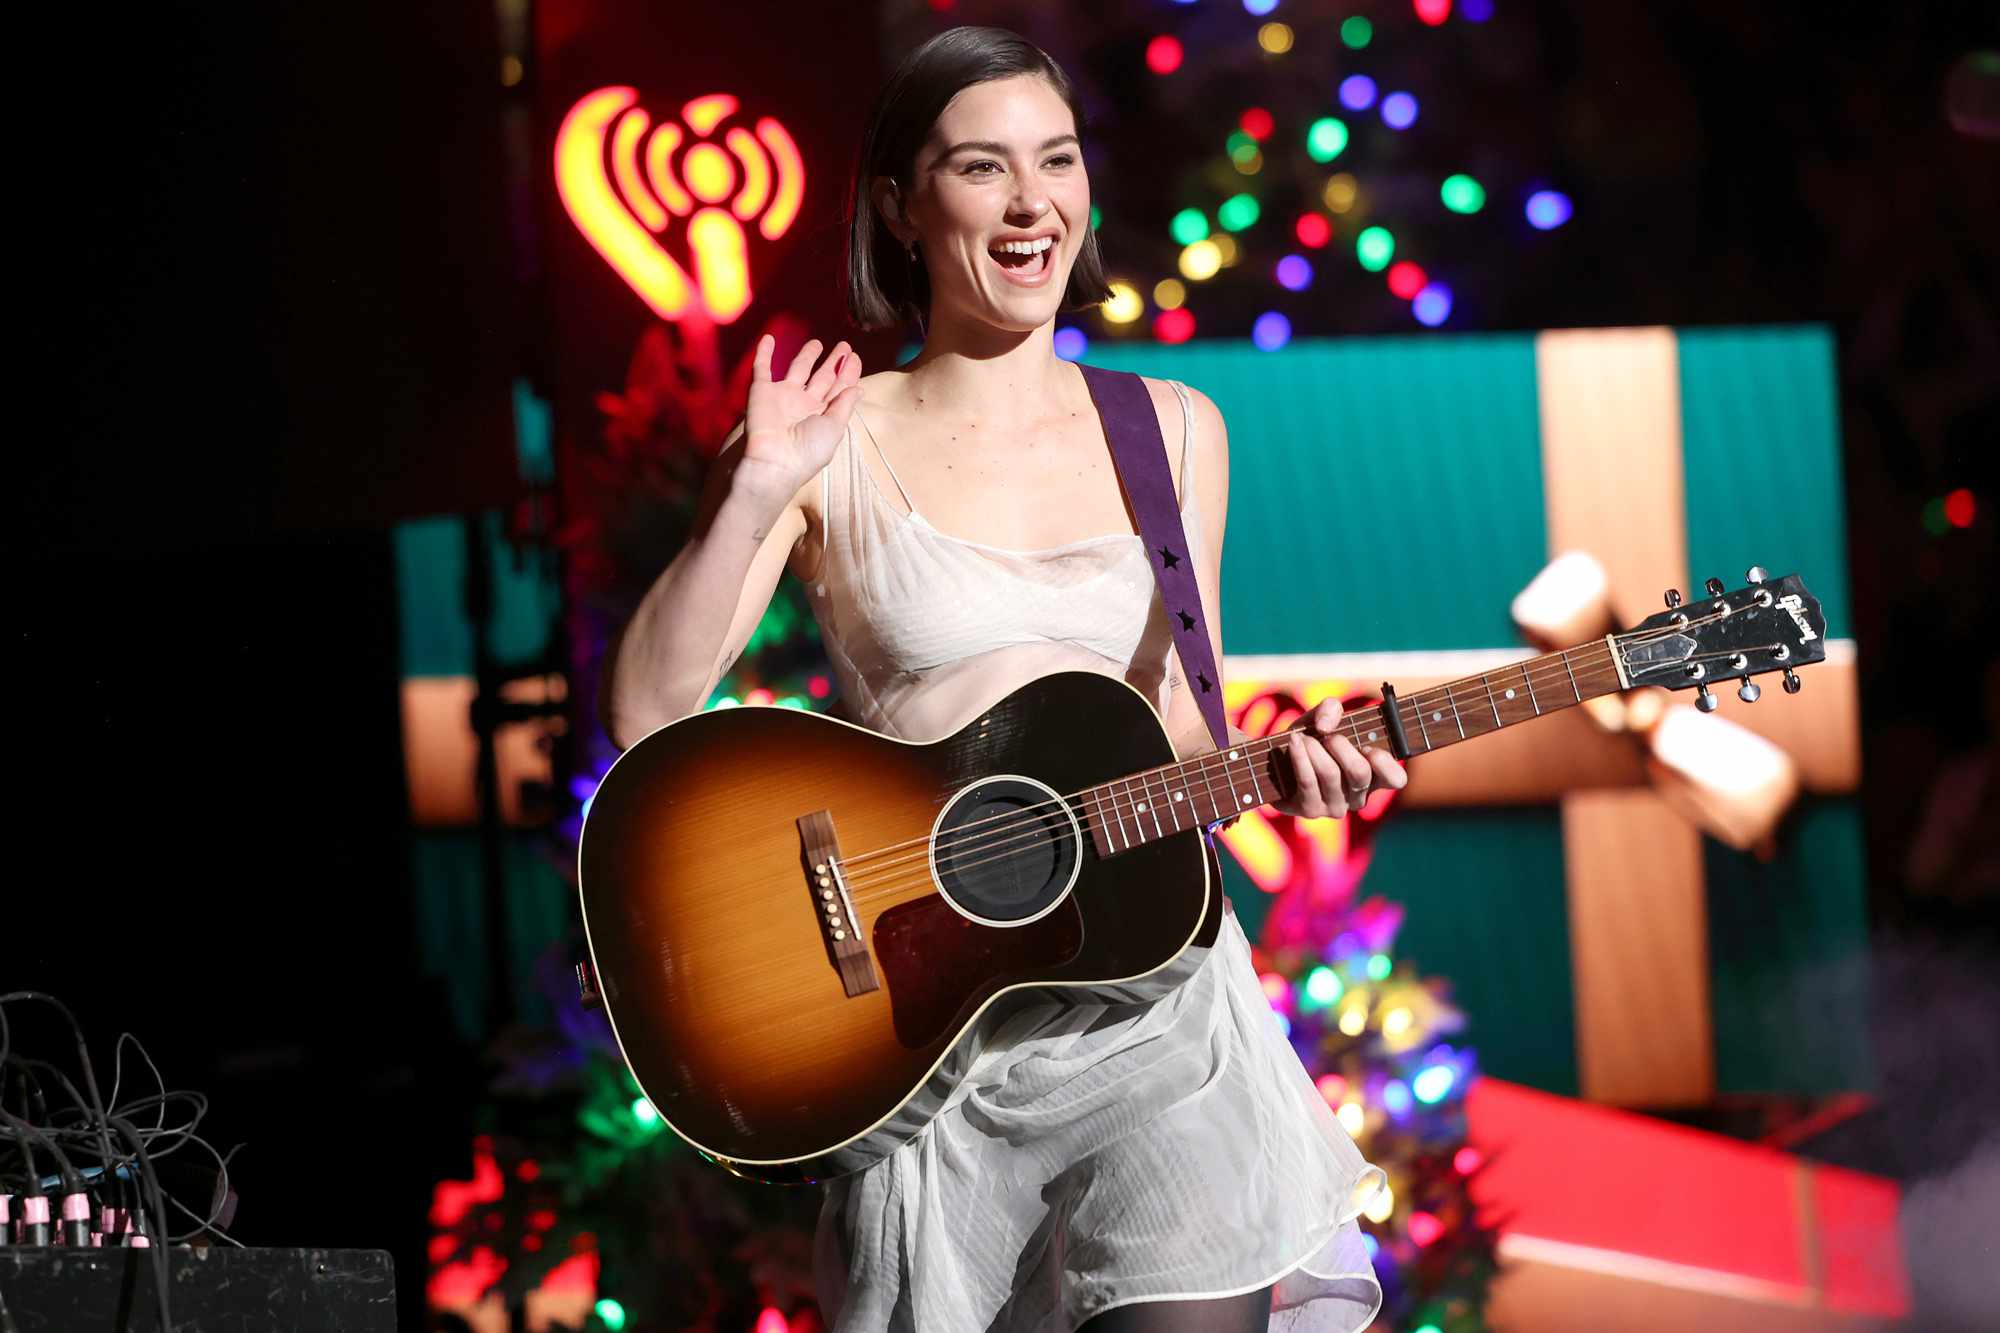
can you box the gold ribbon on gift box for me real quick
[1225,328,1860,1108]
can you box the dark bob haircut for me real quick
[845,26,1114,331]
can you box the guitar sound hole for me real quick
[932,776,1080,925]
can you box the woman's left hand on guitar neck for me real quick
[1266,698,1408,821]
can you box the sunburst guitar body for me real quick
[578,671,1223,1185]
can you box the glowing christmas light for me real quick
[1306,117,1349,162]
[1276,254,1314,289]
[1363,1179,1395,1222]
[1253,312,1292,350]
[1356,226,1395,271]
[1146,35,1184,76]
[1526,189,1573,229]
[596,1299,628,1330]
[1217,193,1261,231]
[1102,281,1145,323]
[1382,92,1419,129]
[1413,282,1453,325]
[1053,327,1088,360]
[1414,0,1453,26]
[1944,487,1976,527]
[1387,260,1428,299]
[1413,1064,1455,1103]
[1258,22,1295,54]
[1441,173,1486,213]
[1341,16,1374,48]
[1154,307,1197,343]
[1240,107,1276,140]
[1324,174,1359,212]
[1170,207,1210,245]
[1153,278,1187,309]
[1339,75,1378,111]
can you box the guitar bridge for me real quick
[796,810,879,997]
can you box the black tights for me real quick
[1073,1284,1271,1333]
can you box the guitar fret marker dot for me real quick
[1504,689,1516,699]
[1137,802,1147,811]
[1241,794,1253,805]
[1433,711,1443,722]
[1172,792,1183,801]
[833,930,845,940]
[1367,731,1378,741]
[1229,750,1240,760]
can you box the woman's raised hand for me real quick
[737,335,864,505]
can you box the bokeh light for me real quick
[1211,233,1240,266]
[1413,282,1454,325]
[1387,260,1428,299]
[1463,0,1495,20]
[1414,0,1453,25]
[1243,0,1279,15]
[1217,193,1261,231]
[1323,173,1359,212]
[1944,488,1977,527]
[1170,208,1210,245]
[1340,16,1373,48]
[1413,1064,1455,1103]
[1179,239,1223,280]
[1306,117,1349,163]
[1053,327,1088,361]
[1382,92,1419,129]
[1295,212,1332,248]
[1145,35,1184,76]
[1239,107,1275,140]
[1252,311,1292,350]
[1409,1211,1445,1247]
[1101,281,1144,323]
[1356,226,1395,271]
[1155,307,1196,343]
[1276,254,1314,290]
[1257,22,1295,54]
[1441,173,1487,214]
[1526,189,1573,229]
[1231,144,1265,174]
[1153,277,1187,309]
[1338,75,1378,111]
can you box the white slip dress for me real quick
[803,379,1387,1333]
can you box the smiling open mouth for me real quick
[989,238,1054,282]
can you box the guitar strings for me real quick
[844,633,1787,908]
[836,607,1733,882]
[837,653,1636,907]
[836,626,1772,908]
[838,640,1649,899]
[836,634,1655,889]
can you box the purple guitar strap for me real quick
[1078,364,1230,753]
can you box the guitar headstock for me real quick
[1615,569,1827,711]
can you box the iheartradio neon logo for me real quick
[555,88,803,324]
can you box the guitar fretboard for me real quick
[1077,639,1627,856]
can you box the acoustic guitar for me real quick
[578,570,1828,1183]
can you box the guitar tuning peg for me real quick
[1746,566,1768,584]
[1783,668,1802,695]
[1695,682,1719,712]
[1704,577,1726,597]
[1738,679,1762,703]
[1664,588,1683,609]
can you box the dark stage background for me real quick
[13,2,1996,1330]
